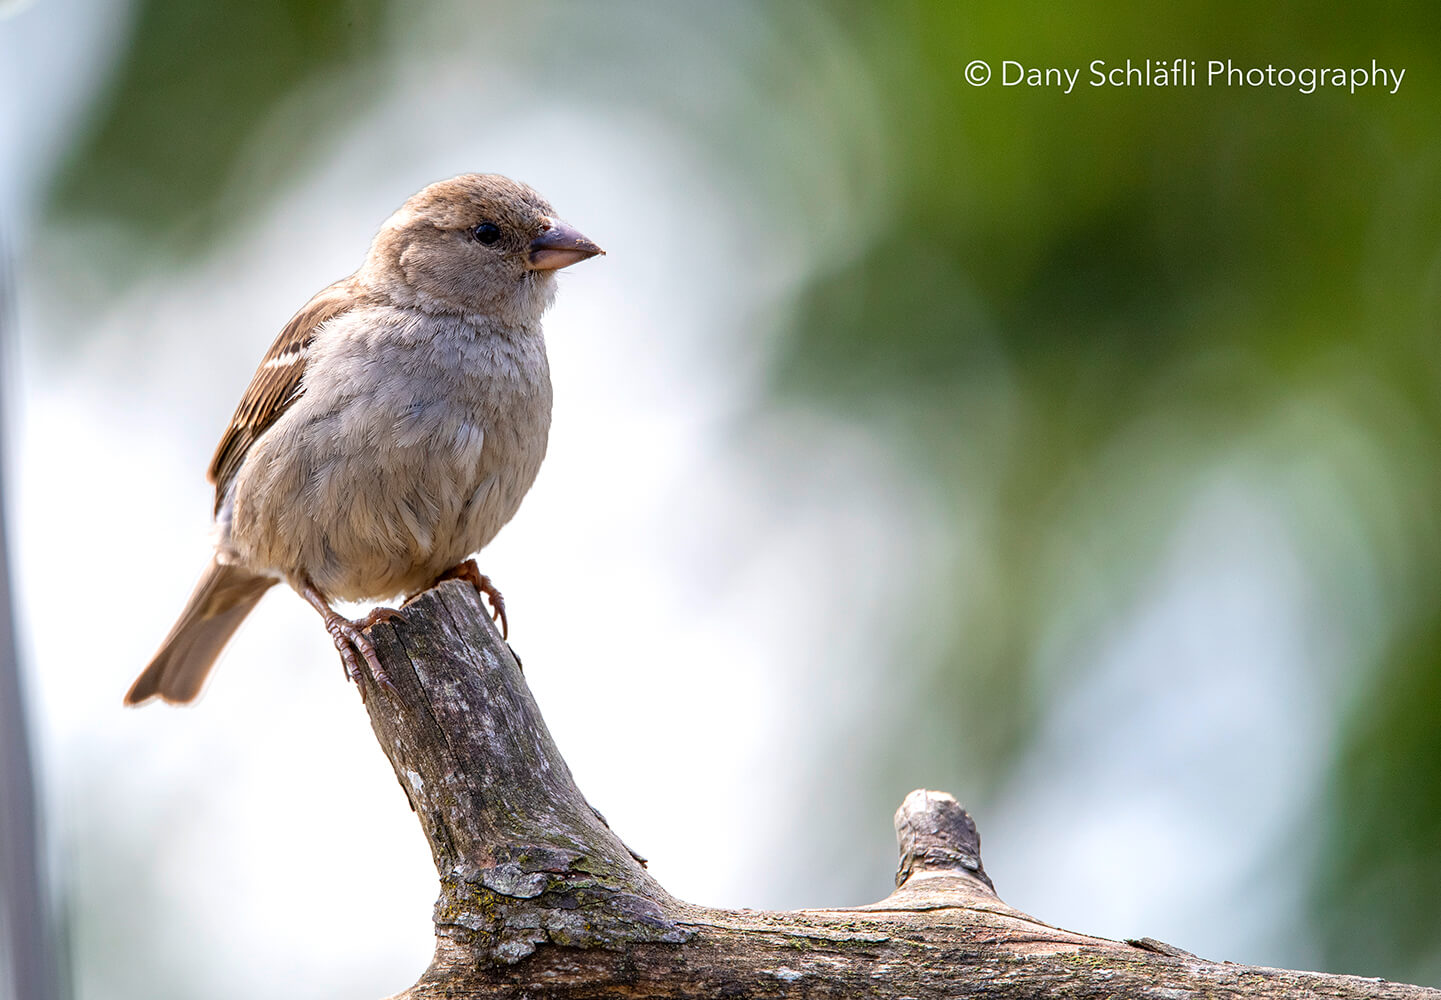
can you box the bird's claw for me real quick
[435,559,509,638]
[360,605,404,629]
[478,578,508,639]
[298,575,402,701]
[324,612,397,700]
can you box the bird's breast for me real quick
[226,308,554,601]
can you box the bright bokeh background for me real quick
[4,2,1441,996]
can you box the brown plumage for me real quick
[206,278,366,511]
[126,174,602,706]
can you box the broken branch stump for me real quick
[357,582,1439,998]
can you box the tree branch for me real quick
[360,582,1439,999]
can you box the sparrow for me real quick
[125,173,602,705]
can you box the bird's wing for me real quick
[207,276,363,513]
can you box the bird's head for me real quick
[361,173,603,326]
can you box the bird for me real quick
[124,173,603,705]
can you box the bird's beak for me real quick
[526,220,604,271]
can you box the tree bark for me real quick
[359,581,1438,999]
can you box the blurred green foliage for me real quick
[1320,616,1441,985]
[41,0,1441,985]
[805,18,1430,644]
[49,0,388,249]
[777,2,1441,980]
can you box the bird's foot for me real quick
[434,559,508,639]
[360,605,405,629]
[297,577,399,699]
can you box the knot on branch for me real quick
[894,788,994,892]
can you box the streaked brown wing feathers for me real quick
[207,277,362,512]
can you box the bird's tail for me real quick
[125,559,275,706]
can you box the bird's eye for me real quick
[471,222,502,245]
